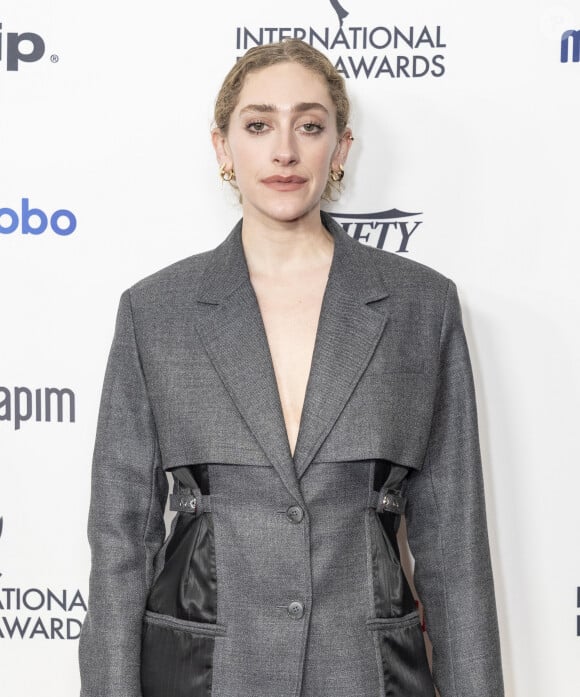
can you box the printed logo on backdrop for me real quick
[0,21,59,71]
[0,199,76,236]
[561,29,580,62]
[329,209,422,253]
[0,518,87,640]
[235,0,446,79]
[0,386,76,430]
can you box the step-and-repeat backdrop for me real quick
[1,1,579,695]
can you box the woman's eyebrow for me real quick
[239,102,329,115]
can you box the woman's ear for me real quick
[331,127,354,172]
[211,127,232,169]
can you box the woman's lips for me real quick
[261,175,307,191]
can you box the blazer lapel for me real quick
[193,219,303,504]
[193,212,390,501]
[292,212,391,479]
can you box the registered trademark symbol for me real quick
[50,54,59,63]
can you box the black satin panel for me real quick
[141,618,216,697]
[373,458,391,491]
[372,614,435,697]
[147,513,218,622]
[189,463,210,495]
[142,464,220,696]
[370,460,434,695]
[371,460,416,618]
[146,465,217,623]
[370,510,416,618]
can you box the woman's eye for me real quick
[247,121,268,133]
[300,122,324,134]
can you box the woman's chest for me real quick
[252,268,330,459]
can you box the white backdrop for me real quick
[1,1,579,695]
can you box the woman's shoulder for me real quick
[324,211,451,297]
[348,232,452,299]
[122,220,242,308]
[120,248,215,316]
[133,249,213,291]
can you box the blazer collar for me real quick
[194,211,391,503]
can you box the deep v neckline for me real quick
[241,223,338,463]
[193,210,391,488]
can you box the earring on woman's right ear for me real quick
[330,164,345,182]
[219,164,235,182]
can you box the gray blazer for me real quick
[79,211,504,697]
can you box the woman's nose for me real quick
[272,129,299,166]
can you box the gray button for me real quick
[288,601,304,619]
[286,505,304,523]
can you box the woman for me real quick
[79,39,504,697]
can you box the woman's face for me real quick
[212,62,352,227]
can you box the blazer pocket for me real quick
[143,609,227,637]
[366,610,434,697]
[141,610,227,697]
[365,609,421,632]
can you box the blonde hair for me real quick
[214,39,351,201]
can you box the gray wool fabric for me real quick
[79,211,505,697]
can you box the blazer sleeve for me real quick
[403,279,505,697]
[78,290,168,697]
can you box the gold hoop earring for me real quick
[219,163,235,182]
[330,164,345,182]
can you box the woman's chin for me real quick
[252,200,321,226]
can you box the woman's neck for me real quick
[240,207,334,280]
